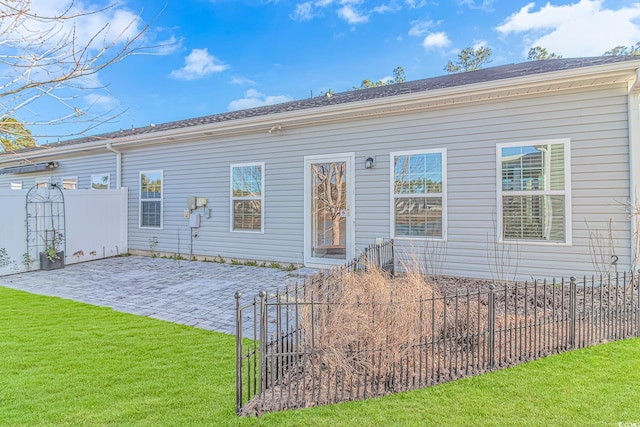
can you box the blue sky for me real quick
[7,0,640,143]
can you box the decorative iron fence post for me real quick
[258,290,268,395]
[487,284,496,369]
[235,291,243,414]
[391,239,395,277]
[569,277,577,348]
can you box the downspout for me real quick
[105,142,122,189]
[628,69,640,272]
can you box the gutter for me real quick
[105,142,122,189]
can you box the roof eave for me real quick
[1,59,638,165]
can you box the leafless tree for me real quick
[0,0,161,142]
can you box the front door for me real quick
[304,153,355,267]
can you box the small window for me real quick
[62,177,77,190]
[91,173,110,190]
[10,182,22,190]
[498,139,571,243]
[391,149,446,239]
[140,171,163,229]
[35,177,50,188]
[231,163,264,232]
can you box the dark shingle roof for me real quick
[6,55,640,154]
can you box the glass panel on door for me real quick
[310,161,347,260]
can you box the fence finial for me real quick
[259,290,267,299]
[234,291,242,300]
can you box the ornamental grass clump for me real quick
[299,258,443,387]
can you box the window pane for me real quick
[62,178,76,190]
[503,195,565,241]
[232,166,262,197]
[91,175,109,190]
[141,200,161,228]
[502,144,564,192]
[394,197,442,238]
[548,144,565,191]
[394,153,442,194]
[233,200,262,231]
[141,172,162,199]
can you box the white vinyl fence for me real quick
[0,188,128,276]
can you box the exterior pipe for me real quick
[105,142,122,189]
[628,69,640,271]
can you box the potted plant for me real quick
[40,230,65,271]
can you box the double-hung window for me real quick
[140,171,163,229]
[391,149,446,239]
[498,139,571,243]
[231,163,264,232]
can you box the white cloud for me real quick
[3,0,144,52]
[290,0,387,23]
[422,32,451,50]
[83,93,120,110]
[290,2,316,20]
[228,89,293,111]
[473,40,488,50]
[373,3,401,14]
[496,0,640,57]
[170,49,229,81]
[337,5,369,24]
[459,0,494,10]
[408,19,436,37]
[230,75,257,85]
[405,0,427,7]
[144,35,184,56]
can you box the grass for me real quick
[1,285,639,426]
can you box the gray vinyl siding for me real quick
[2,81,631,280]
[0,152,116,191]
[118,82,632,279]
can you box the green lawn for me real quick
[1,285,639,426]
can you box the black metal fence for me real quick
[235,242,640,415]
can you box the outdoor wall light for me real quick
[365,157,374,169]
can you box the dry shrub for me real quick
[298,259,442,382]
[439,298,488,351]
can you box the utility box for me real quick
[187,196,196,210]
[189,213,201,228]
[196,197,208,207]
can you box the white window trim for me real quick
[389,148,447,241]
[230,162,265,234]
[61,176,78,190]
[496,138,572,246]
[139,170,163,230]
[90,173,110,190]
[10,181,22,190]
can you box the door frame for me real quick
[303,152,355,267]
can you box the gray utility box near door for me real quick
[189,213,201,228]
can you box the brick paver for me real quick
[0,256,317,336]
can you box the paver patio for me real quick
[0,256,317,336]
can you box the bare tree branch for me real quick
[0,0,166,143]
